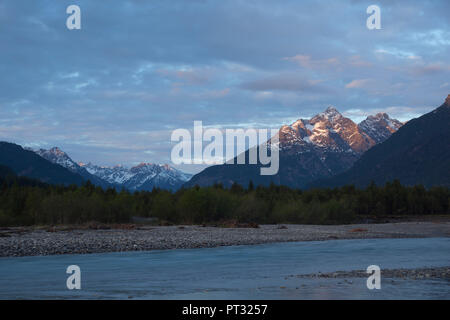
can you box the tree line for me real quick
[0,175,449,226]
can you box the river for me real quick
[0,237,448,299]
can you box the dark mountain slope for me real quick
[0,164,15,179]
[0,142,85,185]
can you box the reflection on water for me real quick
[0,237,449,299]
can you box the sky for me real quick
[0,0,449,173]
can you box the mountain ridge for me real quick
[31,147,192,191]
[33,147,113,189]
[185,107,403,188]
[80,161,192,191]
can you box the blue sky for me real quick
[0,0,449,173]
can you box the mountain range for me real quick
[33,147,192,191]
[186,106,404,188]
[33,147,112,189]
[79,162,192,191]
[312,95,450,188]
[0,143,191,191]
[2,95,448,190]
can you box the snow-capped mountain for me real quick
[358,112,404,144]
[186,106,403,189]
[33,147,110,188]
[277,106,375,154]
[33,147,192,191]
[81,162,192,191]
[268,106,403,181]
[35,147,81,172]
[79,164,132,185]
[277,106,405,154]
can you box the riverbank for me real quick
[1,221,449,257]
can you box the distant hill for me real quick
[312,95,450,188]
[0,142,85,186]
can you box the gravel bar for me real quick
[0,222,449,257]
[289,267,450,280]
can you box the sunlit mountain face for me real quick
[186,107,403,189]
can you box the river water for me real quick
[0,237,448,299]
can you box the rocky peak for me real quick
[445,94,450,106]
[324,106,340,115]
[278,105,404,154]
[37,146,66,157]
[134,162,154,168]
[34,147,79,171]
[358,112,403,144]
[278,106,372,153]
[49,146,64,154]
[312,106,343,123]
[373,112,389,119]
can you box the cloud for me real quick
[345,79,372,89]
[241,74,329,93]
[348,55,373,67]
[343,105,436,122]
[411,63,450,76]
[375,48,420,60]
[283,55,340,69]
[410,29,450,47]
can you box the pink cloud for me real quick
[348,55,373,67]
[283,54,340,68]
[345,79,372,89]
